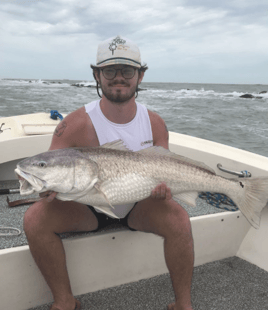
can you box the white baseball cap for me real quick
[92,35,142,68]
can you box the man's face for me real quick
[96,65,144,104]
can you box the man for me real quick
[24,36,194,310]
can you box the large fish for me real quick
[15,140,268,228]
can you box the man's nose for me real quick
[114,69,124,78]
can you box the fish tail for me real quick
[234,177,268,229]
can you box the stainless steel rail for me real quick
[217,163,251,177]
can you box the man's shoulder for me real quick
[65,106,89,128]
[147,109,168,148]
[67,106,85,118]
[49,106,97,149]
[147,109,166,127]
[69,100,98,120]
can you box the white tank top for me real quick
[84,99,153,218]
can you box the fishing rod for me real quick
[1,188,40,207]
[0,188,20,195]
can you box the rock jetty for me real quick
[240,94,263,99]
[71,82,96,88]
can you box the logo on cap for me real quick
[109,36,127,55]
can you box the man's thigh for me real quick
[24,199,99,234]
[127,197,190,236]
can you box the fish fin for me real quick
[92,206,119,219]
[137,146,215,174]
[174,192,198,207]
[101,140,131,151]
[94,183,115,209]
[55,193,73,201]
[232,177,268,229]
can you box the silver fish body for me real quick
[15,140,268,228]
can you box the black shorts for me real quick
[88,205,137,232]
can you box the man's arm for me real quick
[148,110,172,200]
[49,107,99,151]
[148,110,169,149]
[42,107,98,201]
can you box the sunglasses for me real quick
[101,66,137,80]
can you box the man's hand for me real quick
[151,182,172,200]
[39,191,58,203]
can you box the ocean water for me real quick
[0,78,268,157]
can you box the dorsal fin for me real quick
[137,146,215,174]
[101,140,131,151]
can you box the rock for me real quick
[240,94,255,99]
[137,88,147,91]
[240,94,263,99]
[259,91,267,94]
[71,83,96,88]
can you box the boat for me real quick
[0,112,268,310]
[0,112,67,182]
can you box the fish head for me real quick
[15,148,98,196]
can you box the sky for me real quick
[0,0,268,84]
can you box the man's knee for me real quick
[128,198,192,237]
[24,201,48,235]
[161,201,192,238]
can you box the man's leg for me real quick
[24,199,98,310]
[127,198,194,310]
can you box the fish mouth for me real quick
[15,168,46,195]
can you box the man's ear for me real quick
[138,71,145,84]
[93,69,100,83]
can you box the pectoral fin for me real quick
[92,184,120,218]
[174,192,199,207]
[92,206,119,219]
[94,183,115,209]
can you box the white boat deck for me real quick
[1,181,268,310]
[27,256,268,310]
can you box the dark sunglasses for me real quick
[101,66,137,80]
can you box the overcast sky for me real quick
[1,0,267,84]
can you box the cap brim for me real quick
[94,58,141,68]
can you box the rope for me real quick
[0,227,21,236]
[50,110,63,121]
[242,170,250,177]
[199,192,238,212]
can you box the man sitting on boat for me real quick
[23,35,194,310]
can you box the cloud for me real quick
[0,0,267,83]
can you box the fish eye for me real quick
[38,161,47,168]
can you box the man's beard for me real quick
[100,79,137,104]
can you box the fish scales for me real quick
[15,140,268,228]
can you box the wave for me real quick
[0,79,70,87]
[145,87,268,100]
